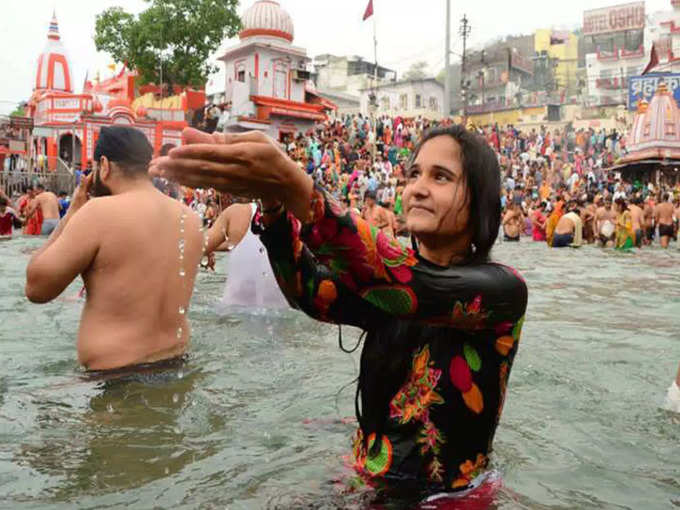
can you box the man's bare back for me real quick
[655,201,674,227]
[77,190,204,369]
[34,190,60,220]
[655,200,675,247]
[26,125,204,371]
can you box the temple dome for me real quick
[628,81,680,152]
[239,0,294,43]
[34,11,73,92]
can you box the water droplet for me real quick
[179,269,186,277]
[107,403,114,413]
[176,327,183,339]
[172,393,179,404]
[178,306,186,315]
[177,370,184,380]
[178,239,185,250]
[201,256,209,266]
[179,254,184,261]
[227,244,235,251]
[164,467,170,475]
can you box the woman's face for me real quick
[403,135,470,239]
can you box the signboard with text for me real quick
[628,73,680,111]
[583,2,645,36]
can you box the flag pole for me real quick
[372,0,378,164]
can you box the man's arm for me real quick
[25,177,98,303]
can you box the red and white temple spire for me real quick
[35,11,73,92]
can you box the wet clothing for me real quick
[658,223,674,238]
[83,355,188,384]
[552,233,574,248]
[40,218,59,236]
[254,185,527,493]
[0,209,18,236]
[634,229,643,248]
[218,203,288,313]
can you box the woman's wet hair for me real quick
[408,124,501,264]
[351,124,501,456]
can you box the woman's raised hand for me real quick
[150,128,312,220]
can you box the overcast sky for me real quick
[0,0,672,114]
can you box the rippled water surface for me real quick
[1,236,678,509]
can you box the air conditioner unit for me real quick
[292,69,311,81]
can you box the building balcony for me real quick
[596,45,644,61]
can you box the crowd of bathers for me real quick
[271,114,680,248]
[3,114,680,248]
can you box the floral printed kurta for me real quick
[254,185,528,492]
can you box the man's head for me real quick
[36,184,45,194]
[93,126,153,197]
[364,189,377,207]
[0,196,7,211]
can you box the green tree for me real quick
[94,0,241,89]
[403,61,429,81]
[10,105,26,117]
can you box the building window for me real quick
[415,94,422,108]
[429,96,438,111]
[381,96,390,110]
[400,94,408,110]
[273,61,289,98]
[235,61,246,83]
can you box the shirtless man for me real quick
[502,202,523,241]
[595,197,616,247]
[362,190,393,235]
[643,196,655,245]
[26,183,60,235]
[25,126,204,371]
[654,193,675,248]
[553,202,583,248]
[581,195,597,244]
[629,196,644,248]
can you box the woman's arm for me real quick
[254,184,420,327]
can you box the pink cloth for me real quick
[532,211,546,242]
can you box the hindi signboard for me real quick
[583,2,645,36]
[628,73,680,111]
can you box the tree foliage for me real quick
[403,61,429,81]
[10,105,26,117]
[94,0,241,89]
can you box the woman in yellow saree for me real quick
[615,197,635,250]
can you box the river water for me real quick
[1,236,678,509]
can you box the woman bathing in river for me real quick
[152,125,528,504]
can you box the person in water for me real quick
[151,125,528,502]
[614,197,635,251]
[553,201,583,248]
[204,200,288,311]
[25,126,204,372]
